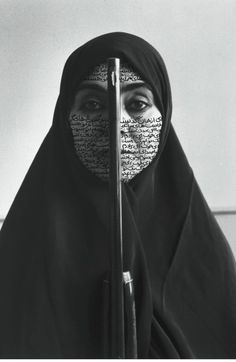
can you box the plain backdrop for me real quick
[0,0,236,219]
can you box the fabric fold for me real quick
[0,32,235,358]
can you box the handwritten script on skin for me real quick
[69,114,162,182]
[69,62,162,182]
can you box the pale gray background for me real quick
[0,0,235,252]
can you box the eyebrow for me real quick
[122,82,153,93]
[77,81,153,93]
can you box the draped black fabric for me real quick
[0,32,236,358]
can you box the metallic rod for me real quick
[108,57,125,358]
[123,271,138,358]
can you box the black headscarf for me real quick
[0,32,236,358]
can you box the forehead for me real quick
[79,62,153,94]
[84,62,142,83]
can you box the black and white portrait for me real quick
[0,0,236,358]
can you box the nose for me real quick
[120,108,130,136]
[120,122,128,136]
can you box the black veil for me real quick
[0,32,235,358]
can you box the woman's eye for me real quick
[82,100,104,112]
[127,100,149,112]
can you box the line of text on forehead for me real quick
[77,81,152,92]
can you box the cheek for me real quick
[144,106,162,119]
[69,113,94,143]
[137,118,162,144]
[69,112,109,148]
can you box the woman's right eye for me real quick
[81,100,104,112]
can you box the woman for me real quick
[0,32,235,358]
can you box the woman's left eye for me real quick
[127,100,149,112]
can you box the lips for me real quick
[97,148,136,156]
[121,150,135,154]
[98,148,109,157]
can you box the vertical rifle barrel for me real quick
[108,57,125,358]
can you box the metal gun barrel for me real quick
[108,57,125,359]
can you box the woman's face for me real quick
[69,63,162,182]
